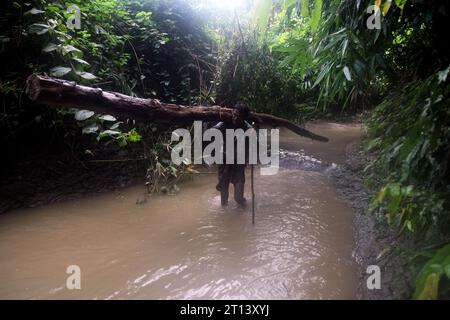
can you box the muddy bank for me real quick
[328,132,418,299]
[0,143,146,214]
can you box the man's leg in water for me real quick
[233,165,246,206]
[216,164,231,206]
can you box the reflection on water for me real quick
[0,122,361,299]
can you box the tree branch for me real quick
[26,75,329,142]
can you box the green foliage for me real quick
[413,244,450,299]
[366,67,450,298]
[258,0,323,34]
[215,33,320,120]
[24,0,130,84]
[0,0,214,192]
[309,0,322,32]
[275,0,391,110]
[97,127,142,147]
[1,0,137,145]
[136,123,193,194]
[125,0,216,104]
[213,2,326,120]
[255,0,273,33]
[367,69,450,235]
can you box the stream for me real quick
[0,121,362,299]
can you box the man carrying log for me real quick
[25,75,329,143]
[25,76,329,208]
[213,102,253,207]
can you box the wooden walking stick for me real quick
[251,163,255,225]
[251,122,259,225]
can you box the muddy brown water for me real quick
[0,122,362,299]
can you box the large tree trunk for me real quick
[26,75,328,142]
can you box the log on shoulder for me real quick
[26,75,328,142]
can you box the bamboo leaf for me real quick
[75,71,96,80]
[382,0,392,15]
[310,0,322,32]
[24,8,45,15]
[300,0,309,18]
[343,66,352,81]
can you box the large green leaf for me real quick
[75,71,96,80]
[300,0,309,18]
[413,244,450,299]
[343,66,352,81]
[386,183,402,223]
[50,66,71,77]
[416,273,440,300]
[99,115,116,122]
[72,57,90,65]
[82,123,99,134]
[310,0,322,32]
[75,110,95,121]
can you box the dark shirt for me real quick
[212,121,254,164]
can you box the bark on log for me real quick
[26,75,328,142]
